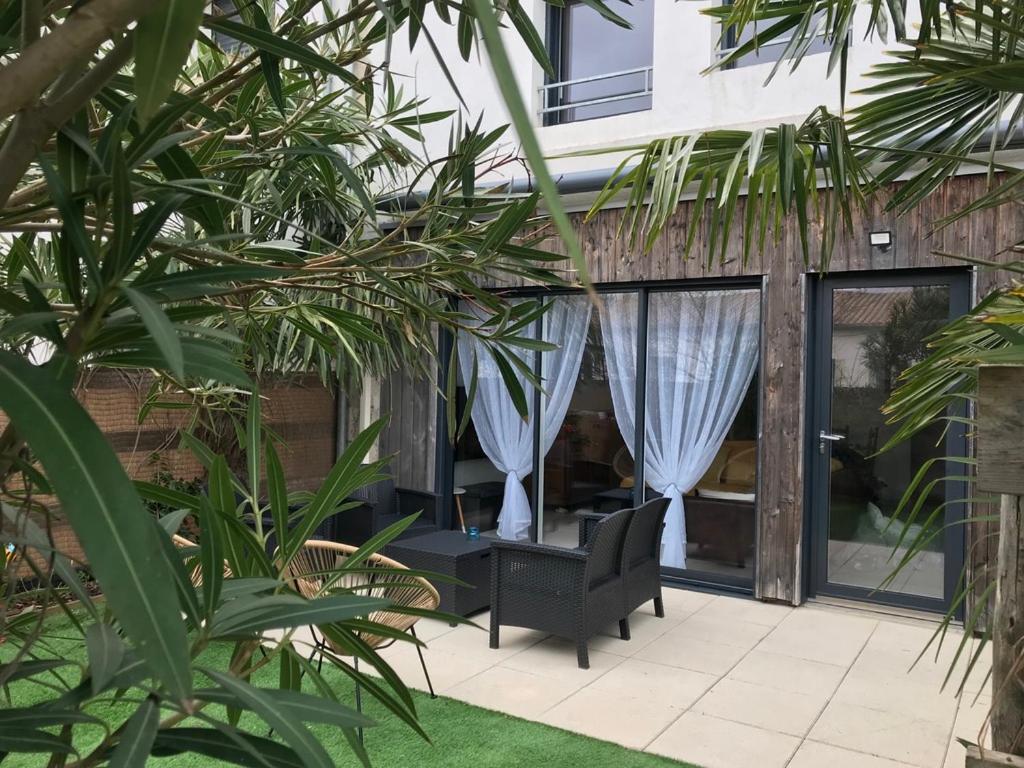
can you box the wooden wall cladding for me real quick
[484,172,1024,606]
[378,365,438,492]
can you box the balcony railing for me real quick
[538,66,654,121]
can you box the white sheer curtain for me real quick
[600,290,760,568]
[458,297,592,540]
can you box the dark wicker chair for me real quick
[489,506,634,669]
[578,497,670,624]
[620,497,670,618]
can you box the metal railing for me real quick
[538,66,653,120]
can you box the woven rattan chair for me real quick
[170,533,204,587]
[286,540,440,738]
[578,498,670,626]
[619,497,670,619]
[489,506,634,669]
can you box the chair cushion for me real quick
[696,487,756,502]
[720,444,757,485]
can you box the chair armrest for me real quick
[490,540,589,607]
[489,539,588,561]
[575,511,608,549]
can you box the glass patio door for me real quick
[808,271,970,612]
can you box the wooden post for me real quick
[967,744,1024,768]
[978,366,1024,757]
[993,493,1024,755]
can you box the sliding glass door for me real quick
[539,294,635,546]
[450,282,763,589]
[641,289,761,587]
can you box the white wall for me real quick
[380,1,901,182]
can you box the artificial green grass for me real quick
[2,618,694,768]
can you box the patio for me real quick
[362,587,990,768]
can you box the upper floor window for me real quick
[718,0,829,69]
[541,1,654,126]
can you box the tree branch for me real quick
[0,0,147,121]
[0,34,133,208]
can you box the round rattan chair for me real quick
[286,539,441,734]
[170,533,204,587]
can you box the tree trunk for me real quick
[993,493,1024,756]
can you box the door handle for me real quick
[818,431,844,454]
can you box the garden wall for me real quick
[0,370,337,577]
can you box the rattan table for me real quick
[384,530,491,620]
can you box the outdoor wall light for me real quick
[869,230,893,251]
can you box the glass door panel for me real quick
[642,289,760,586]
[539,294,635,546]
[811,274,968,610]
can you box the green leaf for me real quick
[0,708,99,728]
[467,0,591,293]
[0,727,77,754]
[281,421,388,565]
[196,687,374,728]
[265,439,288,555]
[135,0,208,124]
[200,476,227,615]
[152,728,303,767]
[211,593,389,636]
[91,337,250,387]
[0,659,74,685]
[40,157,98,300]
[105,142,134,282]
[246,390,262,506]
[204,17,360,86]
[85,623,126,696]
[198,669,333,768]
[109,699,159,768]
[0,352,191,700]
[250,5,286,115]
[121,285,185,379]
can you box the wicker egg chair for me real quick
[286,539,441,713]
[170,533,204,587]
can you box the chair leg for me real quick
[654,595,665,618]
[489,613,500,650]
[618,617,631,641]
[576,639,590,669]
[410,626,436,699]
[354,656,364,745]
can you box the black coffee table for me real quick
[385,530,491,620]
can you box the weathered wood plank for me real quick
[967,745,1024,768]
[977,366,1024,495]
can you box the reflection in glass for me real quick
[557,0,653,122]
[639,290,760,578]
[826,285,950,599]
[540,295,634,546]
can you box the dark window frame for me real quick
[803,268,971,617]
[440,276,765,595]
[718,0,831,70]
[542,1,654,127]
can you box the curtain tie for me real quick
[497,470,531,541]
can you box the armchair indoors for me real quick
[489,506,634,669]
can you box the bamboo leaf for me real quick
[152,728,302,767]
[198,669,333,768]
[135,0,208,124]
[85,623,126,696]
[121,286,185,379]
[109,699,159,768]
